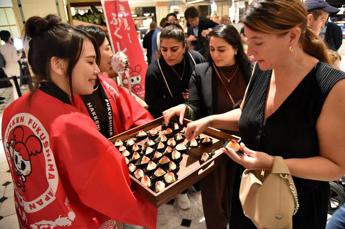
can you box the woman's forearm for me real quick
[208,108,241,131]
[286,156,345,181]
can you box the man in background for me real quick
[0,30,21,100]
[305,0,342,50]
[184,6,218,55]
[166,13,178,25]
[151,17,168,63]
[220,15,231,25]
[143,22,156,64]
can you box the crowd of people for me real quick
[1,0,345,228]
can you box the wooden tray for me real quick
[109,117,239,206]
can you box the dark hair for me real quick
[160,24,186,44]
[243,0,330,63]
[158,24,189,59]
[77,25,107,50]
[0,30,11,42]
[160,17,168,28]
[184,6,199,20]
[166,13,177,20]
[149,21,157,30]
[25,15,100,95]
[208,24,251,80]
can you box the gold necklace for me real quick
[213,63,236,105]
[220,65,239,83]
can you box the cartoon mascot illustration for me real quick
[128,64,143,96]
[6,126,43,192]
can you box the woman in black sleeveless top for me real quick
[184,0,345,228]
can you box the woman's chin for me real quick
[79,89,94,95]
[107,69,116,75]
[257,61,272,71]
[214,62,226,67]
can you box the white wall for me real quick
[0,7,19,39]
[129,0,155,7]
[14,0,66,21]
[10,0,66,36]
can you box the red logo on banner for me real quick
[102,0,146,99]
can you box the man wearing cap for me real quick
[305,0,342,50]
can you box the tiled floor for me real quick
[0,87,15,115]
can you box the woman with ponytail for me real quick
[183,0,345,228]
[1,15,156,228]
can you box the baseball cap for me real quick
[305,0,340,14]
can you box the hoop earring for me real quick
[93,84,100,91]
[289,46,294,53]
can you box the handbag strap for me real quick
[271,156,290,174]
[280,173,300,215]
[273,156,300,215]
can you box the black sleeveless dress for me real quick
[230,62,345,229]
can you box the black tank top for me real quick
[239,62,345,195]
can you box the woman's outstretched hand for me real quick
[163,104,187,125]
[185,117,211,140]
[224,143,274,170]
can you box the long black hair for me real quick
[208,24,251,81]
[25,15,100,94]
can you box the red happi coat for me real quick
[74,75,153,135]
[1,89,157,228]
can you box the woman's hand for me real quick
[185,117,211,140]
[163,104,187,125]
[224,143,274,170]
[187,35,197,42]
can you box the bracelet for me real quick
[185,104,195,120]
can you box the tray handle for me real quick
[197,161,215,176]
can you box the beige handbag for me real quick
[239,156,299,229]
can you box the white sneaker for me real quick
[176,193,191,210]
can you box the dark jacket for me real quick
[188,61,251,229]
[145,50,205,118]
[188,62,251,119]
[324,22,343,51]
[187,18,218,55]
[142,30,155,64]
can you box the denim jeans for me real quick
[327,204,345,229]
